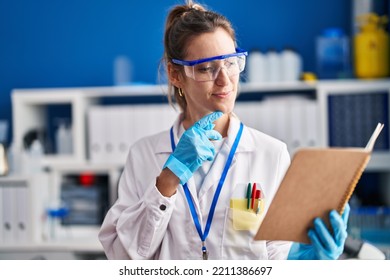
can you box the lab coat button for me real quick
[159,204,167,211]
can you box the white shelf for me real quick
[367,153,390,171]
[240,81,316,92]
[0,227,103,253]
[12,84,167,98]
[7,79,390,258]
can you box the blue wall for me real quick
[0,0,353,143]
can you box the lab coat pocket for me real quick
[230,198,265,230]
[222,207,268,259]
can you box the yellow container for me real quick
[354,13,389,79]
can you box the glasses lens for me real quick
[192,61,218,81]
[183,54,246,82]
[223,56,246,76]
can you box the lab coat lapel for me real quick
[198,141,230,200]
[198,116,243,200]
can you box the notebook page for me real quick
[365,123,384,152]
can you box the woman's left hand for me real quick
[288,203,350,260]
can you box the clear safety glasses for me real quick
[172,48,248,82]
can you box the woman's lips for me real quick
[213,90,232,98]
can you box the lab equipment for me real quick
[28,139,44,174]
[0,120,9,176]
[164,111,223,185]
[0,120,8,143]
[61,184,107,225]
[316,28,351,79]
[172,48,247,82]
[280,48,302,82]
[114,55,133,85]
[55,121,73,155]
[44,200,69,240]
[342,236,386,260]
[0,143,8,176]
[287,204,350,260]
[246,49,266,83]
[60,173,109,226]
[265,48,281,82]
[354,13,389,78]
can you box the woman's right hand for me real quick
[163,111,223,185]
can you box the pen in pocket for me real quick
[251,183,257,209]
[246,182,252,209]
[255,190,261,215]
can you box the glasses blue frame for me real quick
[172,48,248,66]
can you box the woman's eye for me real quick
[225,62,235,68]
[197,66,214,73]
[225,59,237,68]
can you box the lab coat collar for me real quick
[154,113,256,154]
[197,114,248,200]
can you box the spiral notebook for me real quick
[255,123,384,244]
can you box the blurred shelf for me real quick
[0,227,103,253]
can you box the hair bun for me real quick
[189,3,206,12]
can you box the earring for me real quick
[178,88,184,97]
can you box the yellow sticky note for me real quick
[230,199,264,230]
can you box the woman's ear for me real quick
[167,63,183,88]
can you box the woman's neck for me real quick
[182,112,230,138]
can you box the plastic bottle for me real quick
[56,123,67,154]
[316,28,351,79]
[114,55,132,85]
[29,139,44,173]
[266,49,281,82]
[44,199,69,240]
[55,122,73,155]
[280,48,303,82]
[66,124,73,154]
[0,143,8,176]
[6,143,22,175]
[354,13,389,78]
[246,49,267,83]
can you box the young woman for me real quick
[98,0,349,260]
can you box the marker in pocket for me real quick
[251,183,257,209]
[255,190,261,215]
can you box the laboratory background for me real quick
[0,0,390,260]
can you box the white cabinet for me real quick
[316,79,390,171]
[11,89,92,166]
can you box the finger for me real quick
[204,129,222,141]
[196,141,215,161]
[330,210,348,246]
[341,203,350,227]
[308,230,332,260]
[196,111,223,128]
[313,217,337,251]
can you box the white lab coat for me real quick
[99,114,292,259]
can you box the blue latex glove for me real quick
[164,111,223,185]
[287,203,350,260]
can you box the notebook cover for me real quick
[254,148,370,244]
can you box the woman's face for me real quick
[175,28,239,122]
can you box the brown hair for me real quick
[162,0,236,112]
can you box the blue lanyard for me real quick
[169,122,244,259]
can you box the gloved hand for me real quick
[287,203,350,260]
[164,111,223,185]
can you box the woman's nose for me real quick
[214,66,230,86]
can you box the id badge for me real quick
[229,182,266,230]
